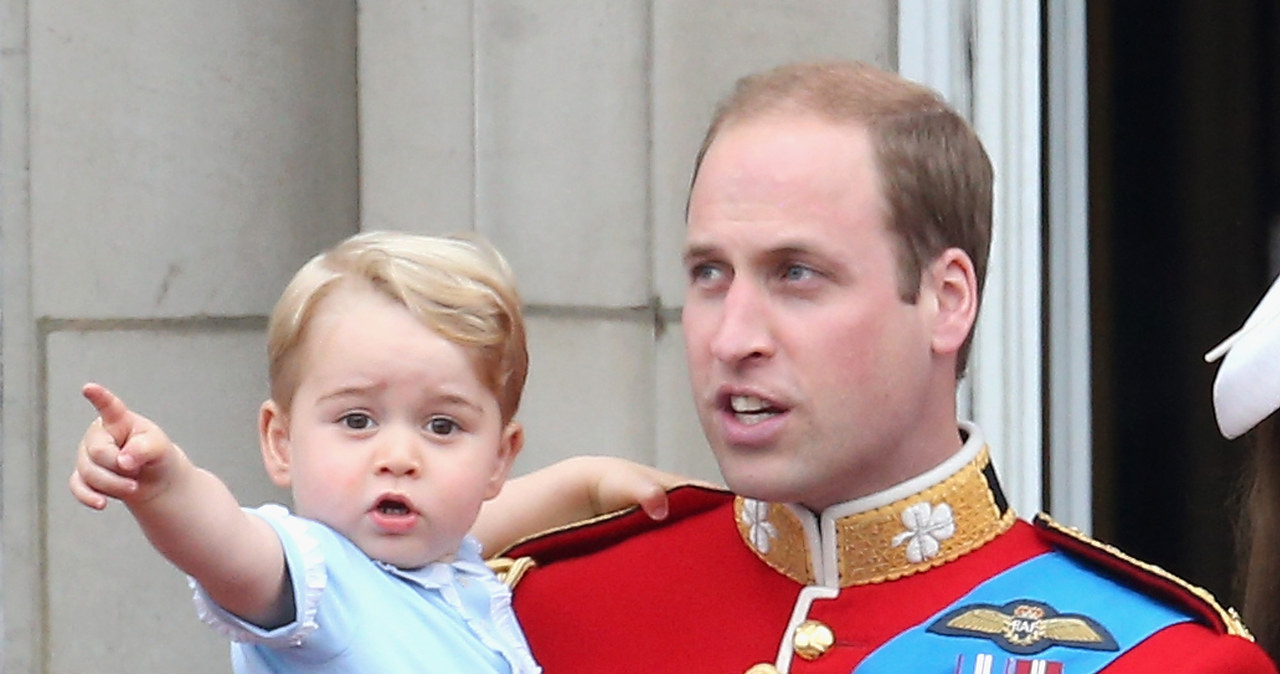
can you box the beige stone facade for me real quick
[1,2,895,671]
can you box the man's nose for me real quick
[709,279,775,364]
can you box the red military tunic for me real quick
[497,433,1274,673]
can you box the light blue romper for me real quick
[191,504,541,674]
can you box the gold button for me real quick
[744,665,780,674]
[792,619,835,661]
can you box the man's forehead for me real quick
[692,117,879,197]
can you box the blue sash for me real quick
[855,551,1193,673]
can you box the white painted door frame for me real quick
[899,0,1092,530]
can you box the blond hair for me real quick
[267,230,528,423]
[691,61,993,374]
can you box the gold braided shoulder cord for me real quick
[486,556,538,590]
[1033,513,1254,641]
[492,505,643,559]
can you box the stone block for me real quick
[45,326,275,673]
[475,0,650,308]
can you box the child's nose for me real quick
[374,432,422,476]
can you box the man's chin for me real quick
[716,457,803,504]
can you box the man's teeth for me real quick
[730,395,768,413]
[730,395,777,425]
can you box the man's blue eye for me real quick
[690,263,726,284]
[783,264,814,281]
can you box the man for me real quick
[496,61,1274,673]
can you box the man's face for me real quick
[682,114,949,511]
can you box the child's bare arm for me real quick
[69,383,290,627]
[472,455,714,555]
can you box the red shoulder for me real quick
[495,484,734,566]
[1032,513,1252,639]
[1106,622,1277,673]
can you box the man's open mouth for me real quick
[729,394,782,425]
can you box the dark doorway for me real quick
[1088,1,1280,604]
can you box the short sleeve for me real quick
[189,504,328,649]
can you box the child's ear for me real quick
[259,400,293,489]
[484,421,524,500]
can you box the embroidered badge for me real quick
[891,501,956,563]
[928,599,1118,655]
[739,499,778,554]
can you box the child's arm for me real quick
[68,383,290,627]
[472,455,715,555]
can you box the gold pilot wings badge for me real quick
[927,599,1119,655]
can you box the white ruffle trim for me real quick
[189,504,328,648]
[482,578,541,674]
[382,537,540,673]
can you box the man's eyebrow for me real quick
[682,243,717,262]
[766,243,824,259]
[686,241,820,258]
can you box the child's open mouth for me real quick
[376,497,411,516]
[370,495,417,533]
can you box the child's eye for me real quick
[427,417,460,436]
[339,412,374,430]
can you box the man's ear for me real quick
[259,400,293,489]
[484,421,525,500]
[925,247,979,357]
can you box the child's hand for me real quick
[68,383,188,510]
[474,456,719,555]
[579,456,714,521]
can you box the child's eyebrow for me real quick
[317,385,489,415]
[316,383,383,403]
[431,392,486,415]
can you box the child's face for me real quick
[259,283,521,569]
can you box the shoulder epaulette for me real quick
[1032,512,1253,640]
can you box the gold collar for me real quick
[734,446,1016,587]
